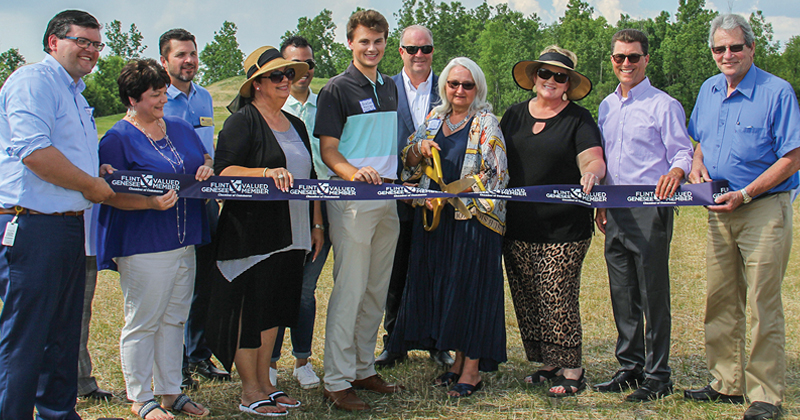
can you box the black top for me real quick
[214,103,314,260]
[500,100,602,243]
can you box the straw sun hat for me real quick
[238,46,309,98]
[512,51,593,101]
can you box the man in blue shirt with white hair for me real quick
[685,13,800,420]
[0,9,114,419]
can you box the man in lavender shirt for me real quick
[594,29,693,402]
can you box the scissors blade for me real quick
[442,177,477,194]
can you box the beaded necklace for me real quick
[128,111,187,244]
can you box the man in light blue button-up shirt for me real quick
[0,10,115,420]
[685,14,800,420]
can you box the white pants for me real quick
[117,246,195,402]
[324,200,399,391]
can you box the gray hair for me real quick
[709,14,755,48]
[433,57,491,116]
[399,25,434,47]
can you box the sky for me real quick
[1,0,798,64]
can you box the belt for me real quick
[0,207,84,217]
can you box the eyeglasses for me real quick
[63,36,105,52]
[711,44,745,55]
[292,59,315,70]
[611,53,643,64]
[446,80,475,90]
[264,68,296,83]
[401,45,433,55]
[536,68,569,84]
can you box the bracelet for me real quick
[262,167,269,177]
[312,224,325,231]
[416,142,423,157]
[410,143,420,158]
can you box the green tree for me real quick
[104,20,146,59]
[83,55,127,117]
[0,48,25,87]
[199,21,245,86]
[779,36,800,101]
[749,11,781,73]
[283,9,350,78]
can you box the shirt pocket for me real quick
[730,125,774,164]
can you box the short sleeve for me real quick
[313,83,346,140]
[573,106,602,154]
[98,129,130,171]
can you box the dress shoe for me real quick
[625,378,673,402]
[593,369,644,393]
[350,374,405,393]
[374,349,407,368]
[683,384,745,404]
[743,401,783,420]
[80,388,113,401]
[188,359,231,381]
[180,368,198,390]
[430,349,455,367]
[323,387,370,411]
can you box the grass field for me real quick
[70,203,800,420]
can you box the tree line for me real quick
[1,0,798,119]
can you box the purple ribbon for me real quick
[105,171,729,208]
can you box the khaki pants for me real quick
[324,199,399,391]
[704,193,792,406]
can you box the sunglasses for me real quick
[63,36,105,52]
[536,68,569,84]
[711,44,745,55]
[292,58,316,70]
[263,68,296,83]
[446,80,476,90]
[401,45,433,55]
[611,53,643,64]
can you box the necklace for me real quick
[445,113,470,131]
[129,114,187,244]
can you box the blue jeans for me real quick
[272,229,331,362]
[0,213,85,420]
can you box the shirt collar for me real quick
[43,54,86,93]
[346,62,384,86]
[284,87,316,108]
[166,82,196,100]
[615,76,651,100]
[401,68,432,91]
[711,64,757,99]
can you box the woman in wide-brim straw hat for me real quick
[500,46,606,398]
[206,46,323,417]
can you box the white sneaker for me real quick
[270,367,278,386]
[292,362,320,389]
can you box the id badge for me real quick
[199,116,213,127]
[2,217,18,247]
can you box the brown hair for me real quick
[346,9,389,41]
[117,58,171,107]
[611,29,649,55]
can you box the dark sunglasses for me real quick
[63,36,105,52]
[711,44,745,55]
[263,68,296,83]
[401,45,433,55]
[292,59,316,70]
[536,67,569,84]
[611,53,643,64]
[446,80,476,90]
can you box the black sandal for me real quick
[434,372,460,387]
[525,368,560,386]
[546,369,586,398]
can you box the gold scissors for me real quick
[421,147,478,231]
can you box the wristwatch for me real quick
[740,188,752,204]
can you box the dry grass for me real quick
[69,203,800,419]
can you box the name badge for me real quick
[199,117,214,127]
[427,119,441,131]
[359,98,376,113]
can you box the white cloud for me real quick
[593,0,624,25]
[770,16,800,44]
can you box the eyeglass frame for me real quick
[536,67,569,84]
[611,53,643,64]
[711,44,746,55]
[292,58,316,70]
[400,45,434,55]
[62,36,105,52]
[260,68,296,84]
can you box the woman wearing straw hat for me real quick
[500,46,605,398]
[206,46,323,416]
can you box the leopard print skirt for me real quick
[503,238,591,368]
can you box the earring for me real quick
[126,107,137,118]
[256,87,260,91]
[562,92,568,101]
